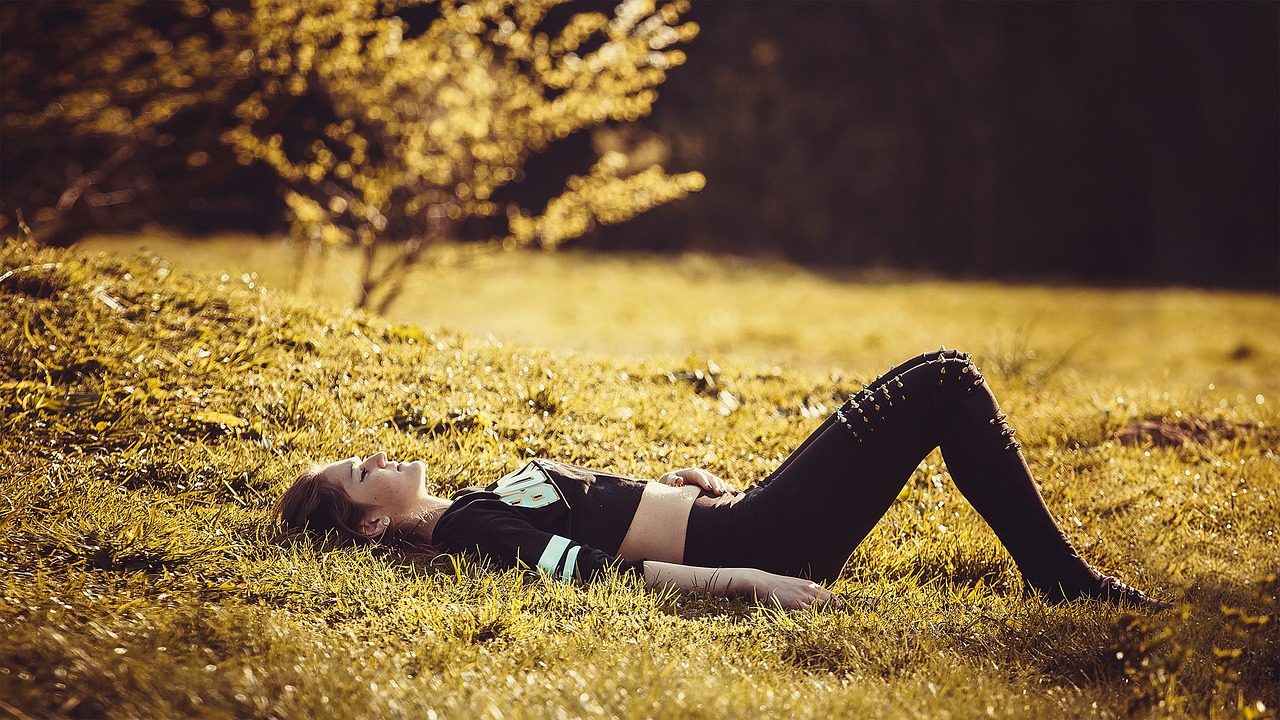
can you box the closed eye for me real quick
[359,467,368,481]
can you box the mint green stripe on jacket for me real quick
[561,545,581,582]
[537,535,575,580]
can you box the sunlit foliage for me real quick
[1,0,703,310]
[226,0,703,310]
[0,1,257,242]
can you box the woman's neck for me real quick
[409,496,452,542]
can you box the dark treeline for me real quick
[594,1,1279,290]
[3,1,1276,290]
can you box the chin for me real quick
[410,460,428,482]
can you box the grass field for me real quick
[3,235,1278,719]
[79,233,1280,395]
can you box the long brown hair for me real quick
[273,466,441,557]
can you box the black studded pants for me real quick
[684,349,1095,589]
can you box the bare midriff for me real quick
[617,482,746,563]
[617,482,699,562]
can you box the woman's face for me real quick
[318,452,429,525]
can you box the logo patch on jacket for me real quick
[488,462,562,509]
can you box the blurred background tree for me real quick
[1,0,703,311]
[0,1,258,247]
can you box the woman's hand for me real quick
[658,467,739,496]
[747,569,840,610]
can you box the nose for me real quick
[357,453,386,471]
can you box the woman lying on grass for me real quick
[276,349,1172,611]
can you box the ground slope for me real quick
[1,240,1276,719]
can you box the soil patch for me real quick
[1115,417,1252,447]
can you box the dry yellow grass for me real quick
[81,233,1280,394]
[2,235,1274,719]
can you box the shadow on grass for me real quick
[1007,573,1277,715]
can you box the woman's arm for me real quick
[641,560,838,609]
